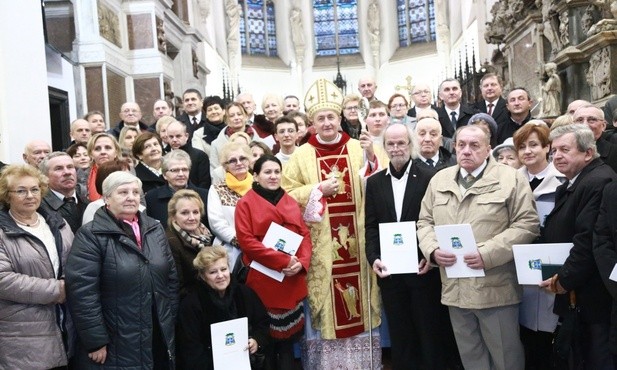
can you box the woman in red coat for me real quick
[235,154,312,370]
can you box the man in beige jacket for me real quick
[417,125,540,370]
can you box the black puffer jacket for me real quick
[66,207,178,369]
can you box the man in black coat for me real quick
[177,89,206,136]
[435,78,475,139]
[414,118,455,171]
[496,87,532,144]
[39,152,88,233]
[573,104,617,175]
[166,121,211,190]
[145,150,209,228]
[407,83,437,119]
[472,73,509,130]
[108,102,150,139]
[540,124,616,369]
[365,124,460,369]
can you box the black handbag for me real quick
[232,252,249,284]
[553,291,583,369]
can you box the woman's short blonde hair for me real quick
[0,164,49,208]
[219,142,252,167]
[167,189,205,228]
[261,93,283,111]
[229,131,251,144]
[193,245,229,273]
[342,94,361,108]
[155,116,176,135]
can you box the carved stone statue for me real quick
[225,0,241,64]
[197,0,211,20]
[559,11,569,47]
[98,3,121,47]
[536,0,562,57]
[582,6,596,35]
[367,0,380,62]
[485,2,507,44]
[586,48,611,100]
[540,62,561,117]
[192,49,199,79]
[290,7,305,63]
[156,19,166,53]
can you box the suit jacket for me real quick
[178,113,206,139]
[134,162,166,194]
[596,137,617,176]
[436,103,476,138]
[542,158,617,322]
[416,147,456,172]
[496,113,532,145]
[473,97,509,128]
[365,160,437,286]
[178,143,212,190]
[145,183,209,229]
[40,191,89,233]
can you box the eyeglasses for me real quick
[9,187,41,198]
[574,116,602,124]
[167,167,189,174]
[412,90,431,95]
[225,156,249,165]
[344,106,359,111]
[390,104,407,109]
[385,141,410,149]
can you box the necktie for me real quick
[450,111,458,130]
[192,116,198,127]
[63,197,75,204]
[426,158,435,167]
[459,174,476,189]
[487,103,494,116]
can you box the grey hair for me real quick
[102,171,142,198]
[383,123,419,159]
[161,150,192,173]
[39,151,72,174]
[549,123,599,159]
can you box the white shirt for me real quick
[385,160,413,221]
[458,159,488,195]
[51,189,77,203]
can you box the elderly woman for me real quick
[388,93,415,130]
[0,164,75,369]
[176,246,269,369]
[468,112,499,148]
[66,171,177,369]
[492,138,523,169]
[145,150,209,228]
[167,189,213,298]
[210,102,263,173]
[192,96,227,156]
[208,142,253,271]
[513,121,565,369]
[340,94,364,139]
[282,79,383,369]
[86,133,120,201]
[252,93,280,148]
[236,155,312,369]
[133,131,166,193]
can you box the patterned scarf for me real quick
[172,221,213,250]
[225,172,254,196]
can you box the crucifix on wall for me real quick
[395,76,414,102]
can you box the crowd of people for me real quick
[2,71,617,370]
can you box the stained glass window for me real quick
[239,0,277,56]
[313,0,359,57]
[397,0,435,47]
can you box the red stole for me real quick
[310,133,365,338]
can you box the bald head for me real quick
[358,76,377,101]
[70,119,92,144]
[567,100,590,116]
[411,83,432,109]
[166,121,188,149]
[119,102,142,125]
[23,140,51,167]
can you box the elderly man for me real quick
[358,76,379,102]
[473,73,508,128]
[567,99,589,116]
[69,119,92,145]
[540,124,616,369]
[573,104,617,174]
[39,152,88,232]
[23,140,51,167]
[436,78,475,139]
[283,79,383,369]
[145,150,209,228]
[407,83,436,119]
[152,99,173,122]
[166,120,211,190]
[235,92,257,124]
[417,125,539,370]
[497,87,533,144]
[414,118,455,170]
[365,123,460,369]
[109,102,149,139]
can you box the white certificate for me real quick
[250,222,302,282]
[512,243,573,284]
[211,317,251,370]
[535,200,555,227]
[434,224,485,278]
[378,221,419,274]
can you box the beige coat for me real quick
[417,159,540,309]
